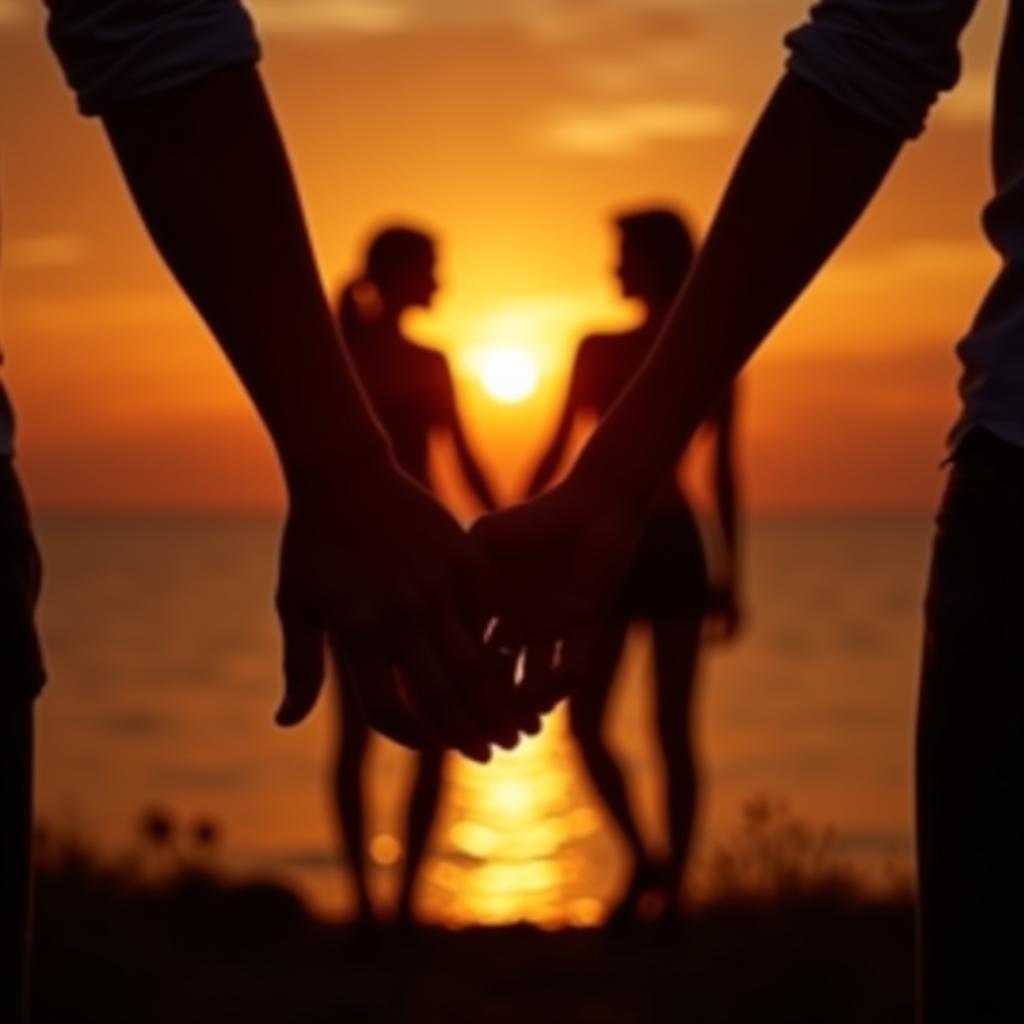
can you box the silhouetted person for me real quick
[331,227,498,928]
[526,210,741,929]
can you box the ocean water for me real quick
[32,513,932,924]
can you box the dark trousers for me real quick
[1,458,43,1024]
[917,428,1024,1023]
[1,703,33,1024]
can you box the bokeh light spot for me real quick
[369,833,403,867]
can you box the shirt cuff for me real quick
[46,0,261,117]
[784,1,970,140]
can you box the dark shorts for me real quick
[613,505,709,622]
[0,459,45,702]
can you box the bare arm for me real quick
[475,0,977,706]
[101,66,527,755]
[102,67,386,489]
[473,74,903,644]
[576,75,902,505]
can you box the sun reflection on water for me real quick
[419,710,606,929]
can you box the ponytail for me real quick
[337,277,383,349]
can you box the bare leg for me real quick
[1,700,33,1024]
[395,747,446,925]
[568,621,649,875]
[652,615,702,905]
[329,640,374,924]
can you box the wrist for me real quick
[571,426,660,518]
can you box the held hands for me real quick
[274,461,540,762]
[272,459,649,757]
[273,460,737,757]
[470,470,649,718]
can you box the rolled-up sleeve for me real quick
[45,0,260,116]
[785,0,978,139]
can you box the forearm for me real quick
[102,66,391,493]
[576,74,903,504]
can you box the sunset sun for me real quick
[478,345,540,404]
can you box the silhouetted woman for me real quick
[332,226,497,928]
[527,209,741,929]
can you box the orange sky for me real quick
[0,0,1009,511]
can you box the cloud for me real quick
[541,98,737,155]
[513,0,710,133]
[828,241,996,291]
[517,0,697,46]
[0,0,26,28]
[246,0,699,45]
[248,0,413,35]
[3,234,89,271]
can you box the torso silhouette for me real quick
[567,315,711,618]
[574,322,687,515]
[344,324,455,490]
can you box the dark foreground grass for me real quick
[29,803,915,1024]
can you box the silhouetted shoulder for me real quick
[401,343,455,422]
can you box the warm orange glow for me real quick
[421,713,607,927]
[477,345,540,404]
[459,308,546,405]
[10,2,979,948]
[369,833,403,867]
[1,3,1007,512]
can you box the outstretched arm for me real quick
[473,70,921,719]
[103,68,388,493]
[576,76,902,505]
[99,69,530,755]
[40,0,531,754]
[475,73,905,644]
[476,0,981,656]
[577,0,978,503]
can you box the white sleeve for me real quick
[785,0,979,139]
[45,0,261,116]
